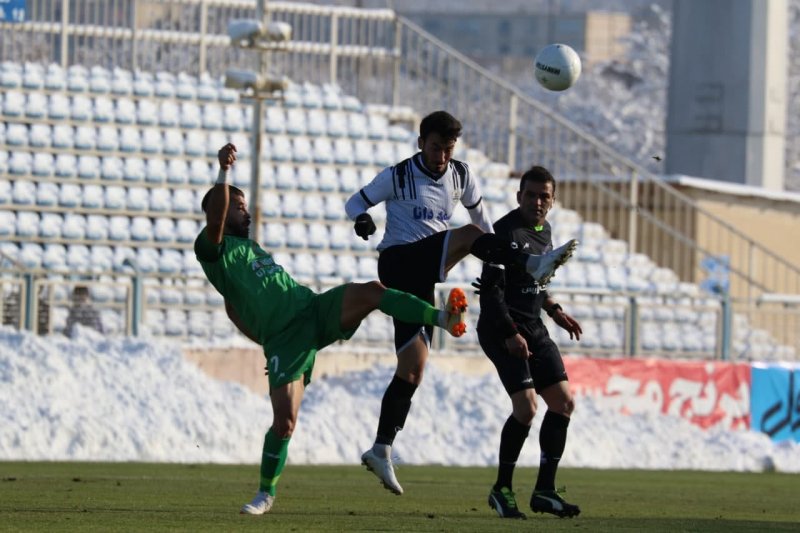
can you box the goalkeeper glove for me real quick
[354,213,376,240]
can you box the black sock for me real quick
[494,415,531,491]
[470,234,528,268]
[375,376,418,446]
[535,411,570,492]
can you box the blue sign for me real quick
[0,0,26,22]
[699,254,730,295]
[751,365,800,442]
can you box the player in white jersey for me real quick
[345,111,578,495]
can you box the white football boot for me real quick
[240,491,274,515]
[525,239,578,286]
[361,444,403,495]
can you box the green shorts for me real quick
[263,284,359,390]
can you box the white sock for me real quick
[373,443,391,457]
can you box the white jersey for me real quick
[346,153,493,251]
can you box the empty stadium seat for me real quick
[77,155,100,179]
[126,187,149,211]
[25,92,47,118]
[149,188,171,212]
[35,182,58,206]
[96,126,120,151]
[39,212,63,238]
[62,214,87,239]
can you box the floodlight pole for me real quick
[249,0,268,244]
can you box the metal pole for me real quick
[628,171,638,254]
[131,275,142,336]
[392,16,402,108]
[720,292,731,361]
[507,94,518,170]
[249,0,267,243]
[329,13,339,86]
[60,0,69,69]
[23,273,34,331]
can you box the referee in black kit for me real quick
[476,166,583,520]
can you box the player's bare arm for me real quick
[205,143,237,245]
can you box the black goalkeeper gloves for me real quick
[354,213,376,240]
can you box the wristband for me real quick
[547,303,562,317]
[215,168,230,185]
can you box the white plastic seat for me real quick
[302,195,323,219]
[196,81,217,102]
[176,219,197,243]
[96,126,119,151]
[35,182,59,206]
[317,167,338,193]
[286,109,306,135]
[5,124,27,146]
[119,128,141,152]
[265,106,286,134]
[292,137,312,163]
[126,187,149,211]
[171,189,195,213]
[180,102,202,128]
[136,99,158,126]
[58,183,81,208]
[292,252,315,283]
[353,139,373,166]
[188,160,211,185]
[166,159,188,185]
[159,249,182,274]
[123,158,146,182]
[15,211,40,237]
[270,135,292,162]
[323,195,344,220]
[44,69,65,91]
[149,188,170,212]
[85,215,109,240]
[8,152,32,175]
[281,193,302,218]
[273,164,295,190]
[130,217,153,241]
[90,76,111,95]
[223,104,245,132]
[90,246,114,271]
[335,254,358,280]
[111,77,132,96]
[100,156,124,181]
[62,214,87,239]
[333,139,354,165]
[54,154,77,177]
[82,184,103,208]
[153,218,174,242]
[115,98,137,124]
[52,125,73,149]
[74,126,97,150]
[374,141,395,167]
[93,97,115,122]
[205,131,227,157]
[42,244,67,270]
[3,91,26,117]
[163,130,184,156]
[338,167,360,193]
[19,243,43,269]
[145,159,167,184]
[176,81,197,100]
[71,95,93,121]
[367,114,389,140]
[306,109,327,136]
[108,216,130,241]
[39,213,63,238]
[348,114,368,139]
[25,92,47,118]
[32,153,54,177]
[77,155,101,179]
[202,103,223,130]
[12,180,36,204]
[329,225,350,250]
[154,79,175,98]
[307,224,329,249]
[263,223,287,248]
[184,130,206,157]
[141,129,162,153]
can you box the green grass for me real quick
[1,462,798,532]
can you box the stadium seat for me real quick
[163,130,184,156]
[39,212,63,238]
[292,136,312,163]
[329,225,350,250]
[3,91,25,117]
[71,95,93,121]
[115,98,137,124]
[263,223,287,248]
[307,223,329,249]
[77,155,101,179]
[281,193,302,218]
[176,80,197,100]
[374,141,395,167]
[265,106,286,134]
[90,246,114,272]
[353,140,373,166]
[318,167,339,193]
[101,156,124,181]
[32,153,54,177]
[5,124,27,146]
[137,99,158,126]
[0,179,10,205]
[311,138,334,164]
[292,252,315,283]
[126,187,149,211]
[148,188,171,211]
[82,184,103,208]
[93,96,115,122]
[348,113,368,139]
[159,249,183,274]
[24,92,47,118]
[180,102,202,129]
[51,124,73,149]
[153,218,174,242]
[367,113,388,140]
[158,101,180,127]
[96,126,120,152]
[44,69,65,91]
[184,131,206,157]
[175,219,198,242]
[171,189,195,213]
[260,192,281,218]
[108,216,131,241]
[326,111,348,138]
[333,139,354,165]
[58,183,81,207]
[54,154,77,177]
[338,167,360,193]
[15,211,40,237]
[111,76,132,96]
[119,128,141,152]
[306,109,327,136]
[42,244,67,270]
[145,159,167,184]
[85,215,109,240]
[141,128,162,154]
[302,195,323,219]
[335,254,358,280]
[189,160,211,185]
[75,125,97,150]
[18,243,43,269]
[62,213,87,239]
[270,135,292,162]
[123,158,146,182]
[205,131,227,157]
[202,103,223,130]
[286,108,306,135]
[12,180,35,204]
[35,182,58,206]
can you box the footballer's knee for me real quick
[563,396,575,417]
[272,416,297,438]
[513,401,536,425]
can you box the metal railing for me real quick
[1,0,798,350]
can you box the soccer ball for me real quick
[534,44,582,91]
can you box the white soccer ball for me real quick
[534,44,582,91]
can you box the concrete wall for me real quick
[666,0,788,190]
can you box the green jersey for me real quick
[194,227,315,344]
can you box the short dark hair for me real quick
[419,110,462,141]
[201,184,245,213]
[519,165,556,193]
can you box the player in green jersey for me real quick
[195,143,469,515]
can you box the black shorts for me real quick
[378,231,451,352]
[477,321,568,396]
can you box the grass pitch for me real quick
[1,462,798,532]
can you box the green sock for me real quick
[378,288,439,326]
[259,428,290,496]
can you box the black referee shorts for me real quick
[377,230,450,352]
[477,321,568,396]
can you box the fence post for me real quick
[131,274,142,336]
[130,0,138,71]
[627,294,638,356]
[23,273,34,332]
[507,93,518,170]
[628,171,638,255]
[720,293,731,361]
[60,0,69,69]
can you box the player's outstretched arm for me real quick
[205,143,237,245]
